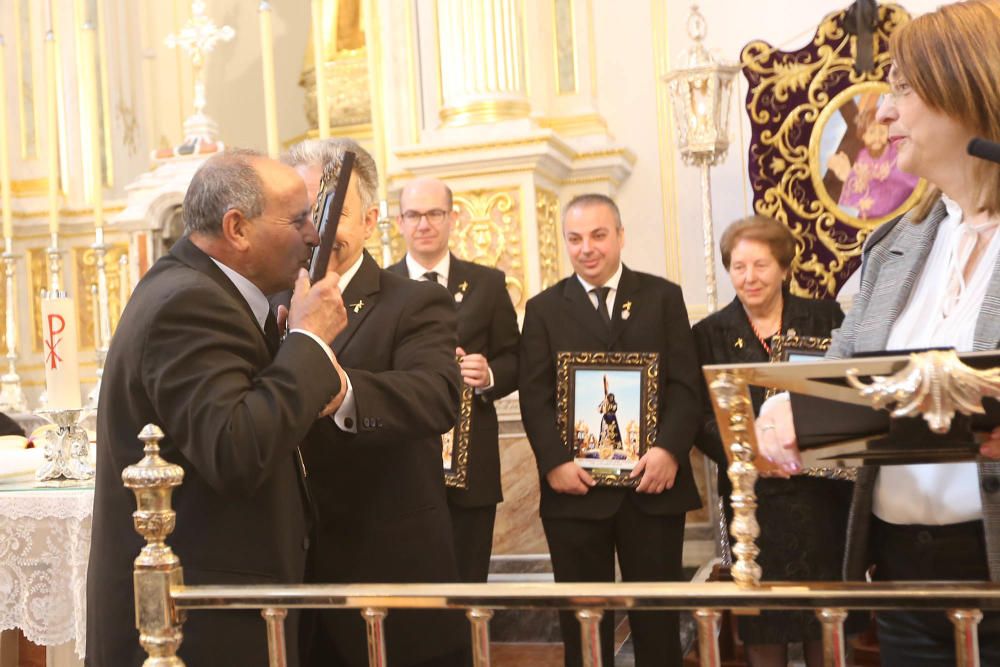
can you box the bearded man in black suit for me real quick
[386,176,520,583]
[283,140,469,667]
[519,194,703,667]
[86,150,349,667]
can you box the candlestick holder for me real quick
[0,250,26,413]
[34,408,94,482]
[376,200,393,268]
[86,236,113,409]
[46,245,64,293]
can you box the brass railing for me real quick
[122,353,1000,667]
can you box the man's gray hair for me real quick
[283,138,379,212]
[183,148,266,236]
[562,193,623,229]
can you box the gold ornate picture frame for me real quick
[443,383,473,489]
[556,351,659,487]
[809,81,926,229]
[769,333,832,363]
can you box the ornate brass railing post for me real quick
[361,607,388,667]
[816,608,847,667]
[693,608,722,667]
[576,609,603,667]
[121,424,186,666]
[950,609,983,667]
[261,607,288,667]
[466,607,493,667]
[706,370,761,587]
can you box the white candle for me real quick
[80,24,103,230]
[311,0,329,139]
[0,35,12,244]
[41,296,82,410]
[259,2,279,158]
[45,31,59,240]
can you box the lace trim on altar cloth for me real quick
[0,490,94,658]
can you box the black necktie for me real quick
[591,286,612,328]
[264,310,280,357]
[423,271,440,286]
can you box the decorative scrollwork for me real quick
[742,4,912,298]
[846,350,1000,434]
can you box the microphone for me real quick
[968,137,1000,165]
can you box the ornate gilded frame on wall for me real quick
[556,351,659,487]
[443,383,473,489]
[741,3,917,299]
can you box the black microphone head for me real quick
[968,137,1000,165]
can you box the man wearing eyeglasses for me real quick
[387,176,520,583]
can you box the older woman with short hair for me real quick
[694,215,850,667]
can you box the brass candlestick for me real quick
[0,244,25,412]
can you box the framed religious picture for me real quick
[769,332,831,364]
[443,383,474,489]
[809,81,927,229]
[556,351,659,487]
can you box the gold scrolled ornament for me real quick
[846,349,1000,434]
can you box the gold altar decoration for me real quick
[741,3,914,298]
[301,0,371,130]
[535,189,561,291]
[664,4,739,314]
[451,189,526,308]
[847,350,1000,434]
[74,244,129,350]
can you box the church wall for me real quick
[168,0,943,314]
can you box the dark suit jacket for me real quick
[301,252,466,666]
[86,236,341,667]
[518,265,703,519]
[692,290,845,468]
[387,253,520,506]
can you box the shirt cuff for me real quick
[332,374,357,432]
[474,366,496,395]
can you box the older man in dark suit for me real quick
[86,150,348,667]
[283,140,468,667]
[386,176,520,583]
[519,194,703,667]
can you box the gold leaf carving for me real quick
[451,189,526,308]
[535,188,560,291]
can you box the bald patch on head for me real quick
[400,176,453,212]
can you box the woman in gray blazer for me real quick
[756,1,1000,664]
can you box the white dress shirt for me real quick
[576,261,623,314]
[874,196,1000,526]
[405,252,450,287]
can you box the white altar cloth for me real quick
[0,486,94,660]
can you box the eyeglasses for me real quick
[400,209,448,224]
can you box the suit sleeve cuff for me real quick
[289,328,335,365]
[474,366,496,395]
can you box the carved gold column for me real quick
[436,0,531,126]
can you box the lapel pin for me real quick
[455,280,469,303]
[621,301,632,320]
[350,300,365,314]
[735,337,744,349]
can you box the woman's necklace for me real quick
[747,304,783,356]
